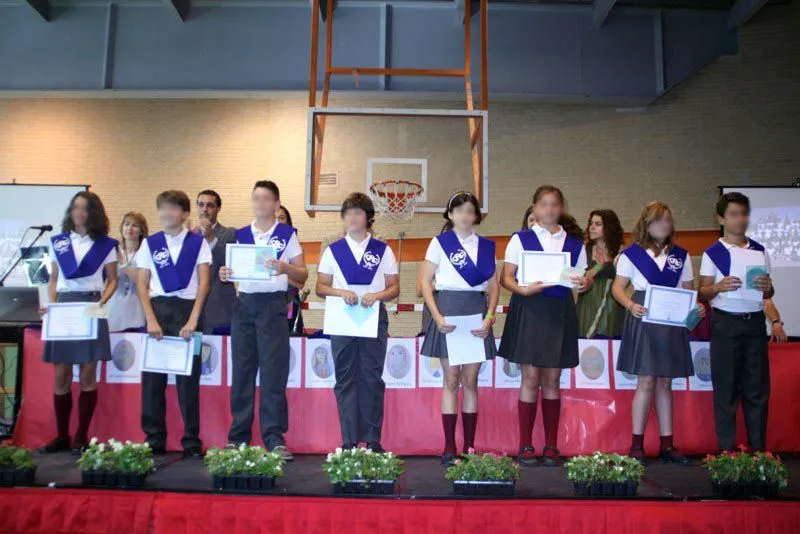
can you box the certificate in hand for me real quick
[225,244,277,282]
[728,248,765,302]
[642,285,697,327]
[42,302,98,341]
[141,336,194,376]
[444,314,486,366]
[323,296,379,338]
[520,251,569,286]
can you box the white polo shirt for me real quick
[134,228,212,300]
[317,233,398,295]
[425,233,493,292]
[617,246,694,291]
[237,221,303,294]
[50,232,117,293]
[503,224,588,284]
[699,238,770,313]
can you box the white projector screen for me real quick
[721,186,800,337]
[0,183,88,287]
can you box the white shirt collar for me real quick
[719,237,751,250]
[251,220,277,236]
[455,231,478,244]
[69,231,92,242]
[532,223,565,239]
[345,232,372,248]
[164,228,188,243]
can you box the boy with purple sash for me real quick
[219,181,307,461]
[699,193,774,452]
[315,193,400,451]
[134,190,212,458]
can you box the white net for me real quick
[368,180,424,221]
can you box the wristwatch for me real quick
[772,319,784,326]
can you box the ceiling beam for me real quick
[22,0,50,21]
[593,0,618,27]
[165,0,191,22]
[728,0,769,28]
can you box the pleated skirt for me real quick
[420,290,497,360]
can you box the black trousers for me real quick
[710,309,770,451]
[141,297,203,451]
[228,292,290,448]
[331,306,389,446]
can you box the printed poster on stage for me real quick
[689,341,713,391]
[611,340,638,390]
[495,356,522,388]
[105,332,143,384]
[575,339,610,389]
[478,359,493,388]
[198,335,222,386]
[305,338,336,388]
[74,362,103,383]
[383,338,416,389]
[418,337,444,388]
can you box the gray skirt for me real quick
[498,292,579,368]
[616,290,693,378]
[420,291,497,360]
[42,291,112,365]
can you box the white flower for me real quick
[98,444,106,452]
[89,437,98,446]
[365,449,372,455]
[239,443,246,451]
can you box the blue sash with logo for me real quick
[329,237,388,286]
[436,230,495,287]
[704,239,765,276]
[516,230,582,298]
[622,243,688,287]
[51,233,118,280]
[235,223,296,260]
[146,231,204,293]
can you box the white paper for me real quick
[575,339,610,389]
[494,356,522,388]
[611,340,638,390]
[107,333,144,384]
[323,296,379,338]
[199,335,223,386]
[383,339,416,389]
[287,337,303,388]
[689,341,714,391]
[72,362,103,384]
[141,336,194,376]
[520,251,569,286]
[225,243,276,282]
[305,339,336,388]
[477,359,494,388]
[442,314,486,366]
[418,343,445,388]
[642,285,696,327]
[42,302,98,341]
[728,248,766,302]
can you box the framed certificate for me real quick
[520,251,569,285]
[42,302,98,341]
[642,285,697,327]
[225,244,277,282]
[141,336,194,376]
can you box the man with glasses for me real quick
[195,190,237,335]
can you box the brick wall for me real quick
[0,4,797,336]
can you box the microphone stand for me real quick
[0,228,48,287]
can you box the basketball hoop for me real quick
[368,180,424,221]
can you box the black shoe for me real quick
[441,452,456,466]
[517,446,539,467]
[71,439,87,456]
[183,447,204,459]
[342,443,357,451]
[628,446,648,466]
[541,446,562,467]
[659,447,691,465]
[38,437,70,454]
[367,442,385,454]
[149,446,167,455]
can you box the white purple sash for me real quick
[50,233,118,280]
[146,231,204,294]
[622,243,688,287]
[329,237,388,285]
[705,239,765,276]
[235,222,296,260]
[436,230,496,287]
[516,230,582,298]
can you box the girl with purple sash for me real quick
[315,193,400,452]
[499,186,591,467]
[612,201,705,464]
[418,192,499,465]
[40,192,119,455]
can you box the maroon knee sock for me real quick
[660,434,674,451]
[442,414,458,455]
[541,398,561,449]
[74,390,97,445]
[462,412,478,453]
[54,392,72,441]
[631,434,645,449]
[518,400,537,449]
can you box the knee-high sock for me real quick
[442,414,458,454]
[74,390,98,444]
[541,398,561,449]
[462,412,478,453]
[54,392,72,441]
[518,400,536,449]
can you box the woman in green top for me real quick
[577,209,625,338]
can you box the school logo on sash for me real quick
[152,247,171,268]
[666,255,683,273]
[53,237,71,255]
[50,232,118,280]
[329,237,388,285]
[267,236,287,253]
[363,251,381,270]
[449,250,468,269]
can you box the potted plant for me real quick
[323,446,404,495]
[703,447,788,499]
[445,451,521,496]
[205,445,285,492]
[565,452,643,497]
[0,445,36,486]
[77,438,154,488]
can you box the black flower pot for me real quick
[212,474,277,492]
[333,479,395,495]
[601,482,615,496]
[573,482,590,496]
[590,482,603,496]
[0,467,36,486]
[453,481,516,497]
[81,470,147,488]
[625,482,639,497]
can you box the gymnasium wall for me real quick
[0,4,797,336]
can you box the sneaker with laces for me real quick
[271,445,294,461]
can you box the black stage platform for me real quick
[27,451,800,500]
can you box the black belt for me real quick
[713,308,764,320]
